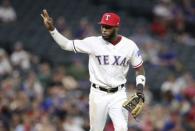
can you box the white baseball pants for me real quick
[89,86,128,131]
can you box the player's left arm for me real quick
[122,44,146,118]
[135,65,145,95]
[130,43,146,95]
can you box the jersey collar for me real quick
[110,35,122,46]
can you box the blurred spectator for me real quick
[1,77,15,99]
[30,54,41,73]
[51,65,78,90]
[183,75,195,101]
[62,75,79,90]
[158,45,181,71]
[154,105,169,130]
[56,16,73,39]
[38,62,52,88]
[151,17,169,37]
[42,83,66,112]
[9,91,30,112]
[160,72,193,104]
[0,0,16,23]
[182,0,195,24]
[33,114,56,131]
[10,41,31,71]
[172,8,186,34]
[153,0,174,21]
[161,74,176,104]
[0,105,12,130]
[63,115,84,131]
[11,114,25,131]
[143,40,162,66]
[186,105,195,130]
[21,71,43,101]
[175,32,195,46]
[152,0,174,37]
[51,66,66,84]
[0,121,7,131]
[67,58,88,80]
[75,18,97,38]
[163,110,185,131]
[0,48,12,78]
[180,0,195,35]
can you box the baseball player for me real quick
[41,9,146,131]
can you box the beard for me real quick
[102,30,116,42]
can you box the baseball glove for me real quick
[122,93,144,118]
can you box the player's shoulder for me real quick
[83,36,101,41]
[121,36,138,47]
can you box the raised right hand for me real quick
[40,9,55,31]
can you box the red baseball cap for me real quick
[99,12,120,27]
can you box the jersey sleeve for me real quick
[50,29,74,51]
[130,44,143,68]
[50,29,93,54]
[73,37,94,54]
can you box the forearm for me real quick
[50,28,73,51]
[135,65,146,94]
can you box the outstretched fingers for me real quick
[40,13,44,19]
[40,9,50,20]
[43,9,49,17]
[40,9,54,31]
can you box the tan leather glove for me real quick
[122,93,144,118]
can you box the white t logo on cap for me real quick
[105,15,111,20]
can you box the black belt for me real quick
[92,83,125,93]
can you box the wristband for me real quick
[136,75,146,87]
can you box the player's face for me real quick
[101,25,118,41]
